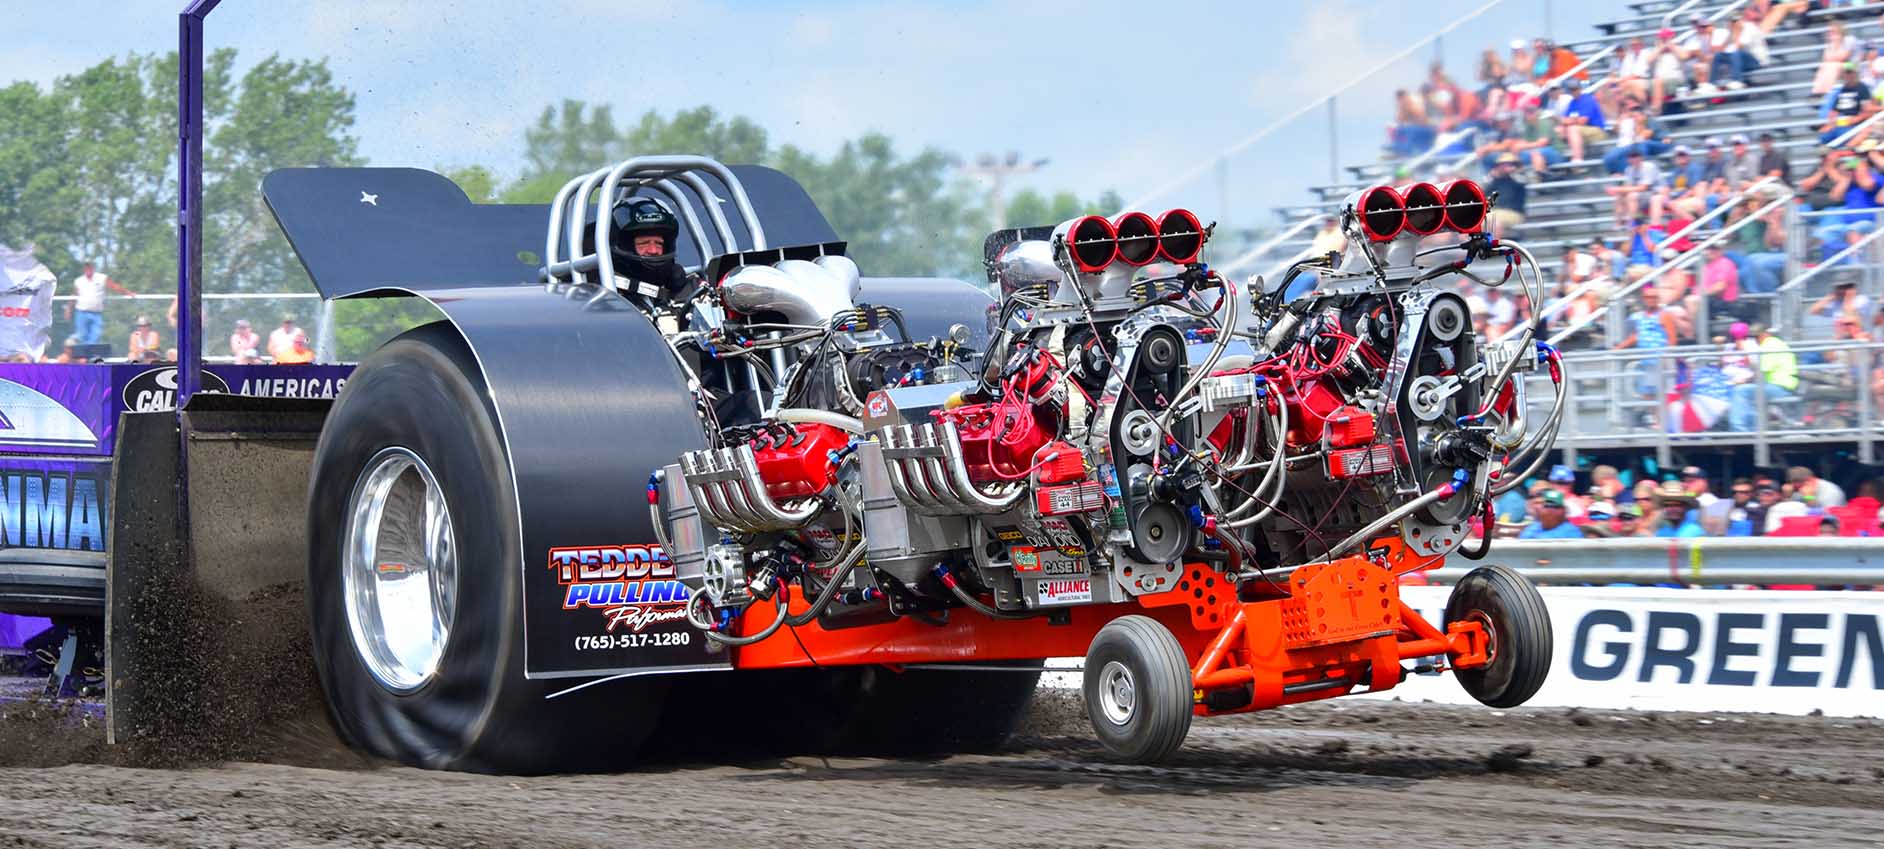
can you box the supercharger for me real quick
[653,178,1567,647]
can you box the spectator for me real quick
[1558,77,1607,162]
[278,332,316,364]
[1819,63,1874,145]
[1697,242,1743,319]
[1755,133,1791,186]
[1484,154,1527,237]
[1601,116,1671,174]
[1652,481,1706,537]
[1708,17,1761,89]
[1710,478,1760,536]
[1728,323,1798,431]
[1477,48,1507,91]
[1723,134,1760,187]
[1726,196,1788,293]
[1546,464,1588,517]
[1617,285,1692,400]
[1814,146,1881,262]
[227,318,260,361]
[65,261,134,346]
[1747,479,1782,535]
[1615,502,1648,537]
[1680,465,1719,509]
[268,316,309,361]
[1614,37,1652,105]
[1649,27,1690,113]
[1307,215,1346,260]
[1590,464,1629,503]
[1390,88,1435,156]
[1608,149,1665,226]
[1581,500,1619,538]
[1810,279,1873,323]
[1813,21,1859,96]
[1587,236,1625,280]
[1698,137,1730,183]
[127,316,160,360]
[1519,489,1582,539]
[49,336,81,364]
[1751,0,1808,34]
[1659,145,1707,220]
[1787,465,1848,509]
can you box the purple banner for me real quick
[0,613,51,652]
[0,363,353,457]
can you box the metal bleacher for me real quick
[1238,0,1884,468]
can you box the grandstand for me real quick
[1241,0,1883,472]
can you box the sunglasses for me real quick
[1732,488,1753,495]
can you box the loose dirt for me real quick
[1,688,1879,848]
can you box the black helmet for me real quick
[607,198,685,294]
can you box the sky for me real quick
[10,0,1633,232]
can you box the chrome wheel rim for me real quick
[342,447,457,693]
[1098,660,1136,726]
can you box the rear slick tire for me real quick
[307,322,666,773]
[1083,615,1192,763]
[1446,564,1553,709]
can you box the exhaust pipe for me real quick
[1156,208,1205,264]
[1057,215,1118,274]
[1398,182,1445,236]
[1354,186,1405,242]
[1113,211,1159,266]
[1438,179,1487,234]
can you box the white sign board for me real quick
[1047,588,1884,718]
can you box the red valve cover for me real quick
[750,423,850,499]
[936,402,1057,482]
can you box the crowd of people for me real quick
[1369,4,1884,437]
[1495,461,1881,540]
[22,261,316,365]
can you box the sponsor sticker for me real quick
[548,544,692,632]
[122,367,230,412]
[1011,546,1040,573]
[1039,578,1092,606]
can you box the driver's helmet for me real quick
[604,198,685,297]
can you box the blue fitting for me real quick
[1451,468,1471,487]
[1186,505,1205,528]
[1535,341,1558,363]
[910,367,925,381]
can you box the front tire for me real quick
[308,322,665,773]
[1446,564,1553,709]
[1083,615,1192,763]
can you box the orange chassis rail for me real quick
[731,537,1489,715]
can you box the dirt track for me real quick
[2,690,1881,849]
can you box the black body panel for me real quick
[262,165,839,300]
[413,284,721,678]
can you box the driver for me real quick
[606,198,692,308]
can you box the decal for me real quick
[1039,578,1093,606]
[121,367,230,412]
[548,544,692,634]
[0,379,99,448]
[1011,546,1041,573]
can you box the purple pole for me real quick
[177,0,220,408]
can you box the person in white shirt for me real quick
[66,262,134,345]
[268,315,310,362]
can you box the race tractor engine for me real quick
[657,178,1565,706]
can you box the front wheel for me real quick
[1446,564,1553,709]
[1083,615,1192,763]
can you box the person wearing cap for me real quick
[228,318,260,362]
[1659,144,1707,221]
[1546,464,1588,518]
[1810,278,1874,324]
[1819,61,1875,144]
[1608,148,1665,227]
[1557,77,1607,163]
[50,336,82,364]
[1680,466,1720,509]
[1746,479,1783,536]
[1724,134,1760,187]
[1484,154,1527,238]
[1728,324,1798,431]
[1698,241,1744,319]
[1649,27,1690,113]
[1708,17,1761,90]
[127,315,160,361]
[1652,481,1707,537]
[276,330,317,365]
[1616,502,1649,537]
[1520,489,1583,540]
[1711,477,1759,536]
[1615,36,1652,105]
[1752,132,1790,186]
[1580,500,1619,538]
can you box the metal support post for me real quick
[1654,354,1670,468]
[1327,98,1339,186]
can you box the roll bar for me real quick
[541,155,770,285]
